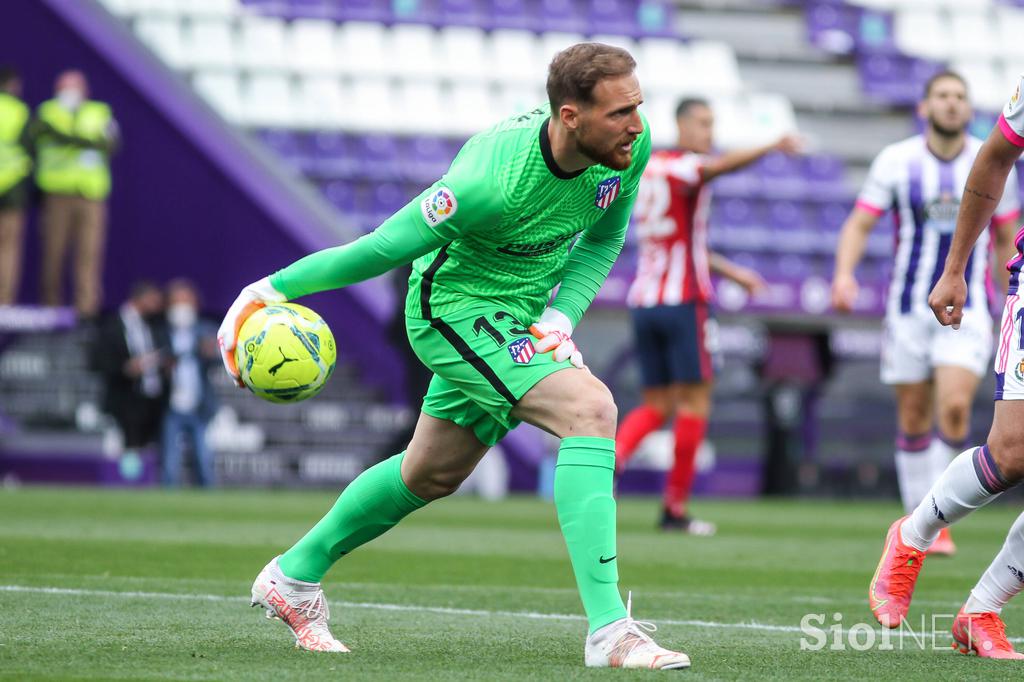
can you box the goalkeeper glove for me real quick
[529,307,584,369]
[216,277,287,386]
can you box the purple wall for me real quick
[1,0,407,402]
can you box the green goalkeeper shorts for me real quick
[406,303,575,446]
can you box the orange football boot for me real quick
[951,609,1024,659]
[869,517,926,628]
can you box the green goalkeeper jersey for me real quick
[270,103,650,327]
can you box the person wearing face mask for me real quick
[91,280,169,481]
[34,69,119,319]
[0,66,32,306]
[161,279,219,488]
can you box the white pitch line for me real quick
[1,584,1018,643]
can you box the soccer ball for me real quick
[234,303,336,403]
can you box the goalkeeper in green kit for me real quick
[217,43,690,669]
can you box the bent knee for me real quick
[567,390,618,438]
[987,437,1024,485]
[412,471,466,501]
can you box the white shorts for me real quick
[995,293,1024,400]
[880,307,993,385]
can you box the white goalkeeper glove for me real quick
[529,307,584,369]
[216,277,287,387]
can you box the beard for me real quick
[929,114,965,139]
[575,123,634,171]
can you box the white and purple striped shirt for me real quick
[856,134,1021,316]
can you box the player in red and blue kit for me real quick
[615,97,800,533]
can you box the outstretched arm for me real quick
[701,134,802,182]
[930,126,1022,326]
[270,202,449,299]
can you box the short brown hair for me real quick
[923,70,967,99]
[547,43,637,111]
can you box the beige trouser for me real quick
[0,207,25,305]
[40,193,107,316]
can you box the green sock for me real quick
[278,452,427,582]
[554,436,627,633]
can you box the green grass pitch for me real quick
[1,487,1022,680]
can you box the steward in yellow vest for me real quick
[0,66,31,305]
[35,70,119,317]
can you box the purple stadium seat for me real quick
[816,200,851,234]
[254,129,305,172]
[859,54,943,107]
[758,152,809,200]
[711,168,762,198]
[307,131,354,177]
[588,0,637,36]
[287,0,342,20]
[321,180,358,214]
[335,0,393,22]
[239,0,291,17]
[635,0,674,37]
[403,135,458,183]
[441,0,488,26]
[350,134,403,182]
[369,183,413,225]
[537,0,587,33]
[717,197,755,228]
[489,0,534,30]
[392,0,441,25]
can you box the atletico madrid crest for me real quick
[594,176,621,209]
[508,337,535,364]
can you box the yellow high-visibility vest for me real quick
[0,92,31,195]
[36,98,114,200]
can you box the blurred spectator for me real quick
[35,70,119,319]
[0,66,32,305]
[92,281,168,473]
[161,279,219,487]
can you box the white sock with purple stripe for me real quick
[902,445,1014,552]
[894,431,933,513]
[964,511,1024,614]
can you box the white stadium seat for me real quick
[635,38,689,95]
[177,0,239,18]
[953,59,1010,112]
[950,11,1000,60]
[996,7,1024,61]
[347,78,398,132]
[894,10,950,61]
[337,22,390,79]
[241,74,295,128]
[288,19,340,74]
[294,76,348,129]
[539,32,586,65]
[393,80,450,135]
[193,71,243,122]
[687,41,741,96]
[133,16,187,68]
[450,82,501,136]
[490,30,542,86]
[389,24,441,81]
[496,84,547,118]
[184,18,235,70]
[438,26,490,82]
[236,16,288,72]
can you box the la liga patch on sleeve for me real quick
[421,187,458,227]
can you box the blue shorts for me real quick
[630,302,718,387]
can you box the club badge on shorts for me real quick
[594,176,621,209]
[508,337,535,364]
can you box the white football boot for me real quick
[585,593,691,670]
[250,556,350,652]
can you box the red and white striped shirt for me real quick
[627,149,713,307]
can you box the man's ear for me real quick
[559,103,580,131]
[916,98,927,121]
